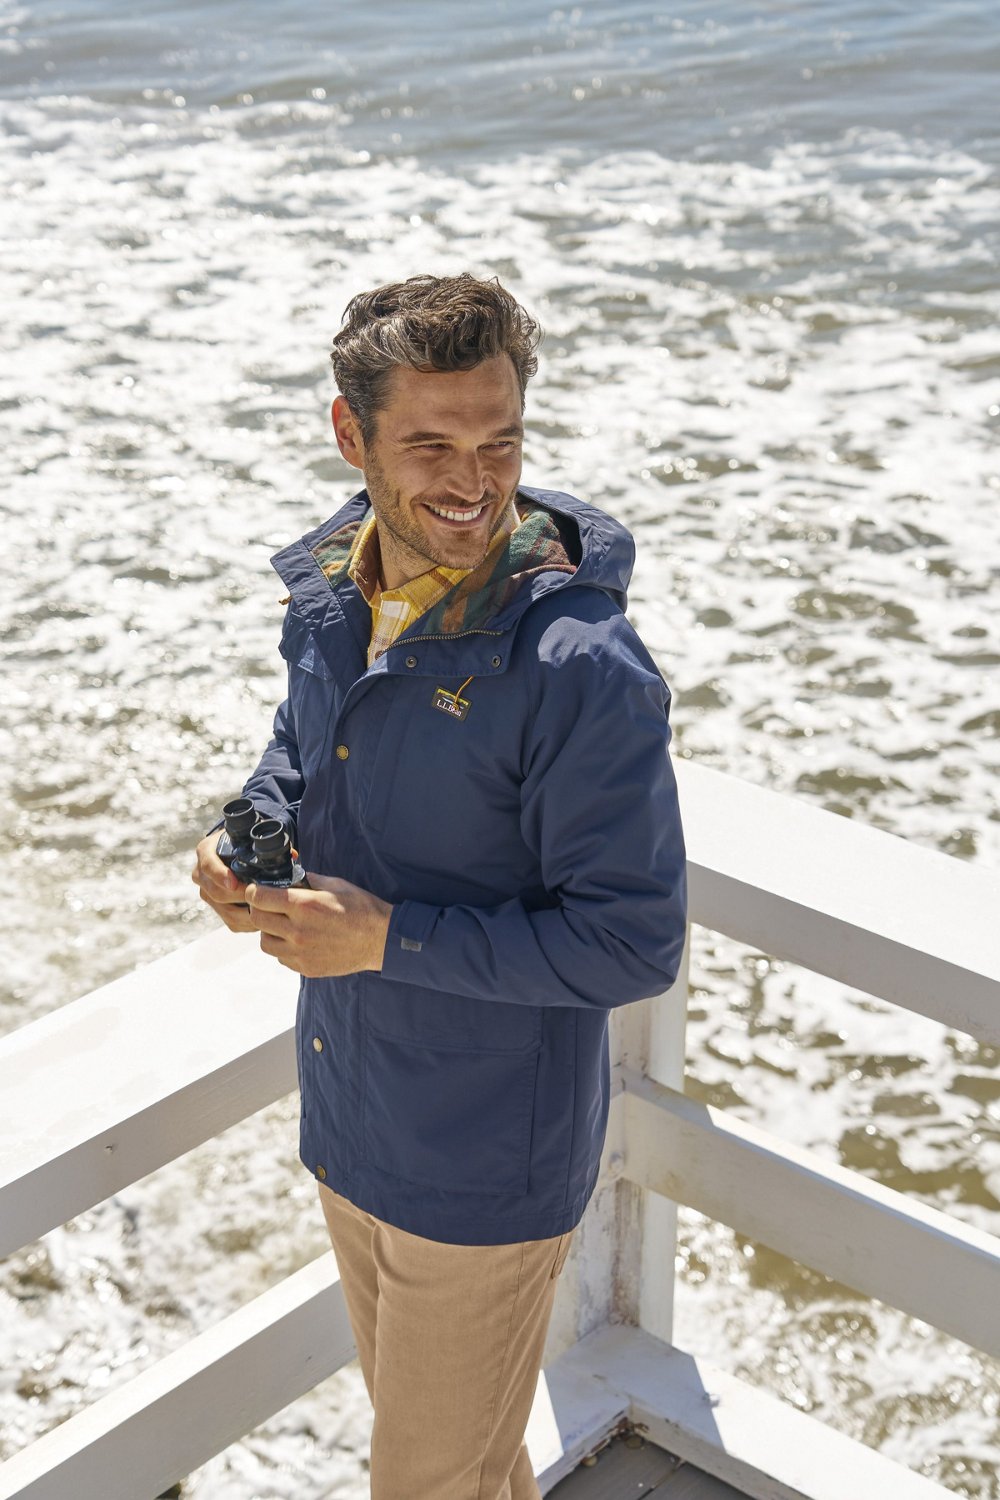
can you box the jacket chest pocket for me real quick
[361,681,524,861]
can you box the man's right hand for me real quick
[191,830,256,933]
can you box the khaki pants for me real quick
[319,1184,574,1500]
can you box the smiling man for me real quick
[343,352,525,580]
[191,274,688,1500]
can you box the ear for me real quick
[331,396,365,470]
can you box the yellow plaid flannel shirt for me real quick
[348,506,521,667]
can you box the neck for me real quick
[377,501,521,592]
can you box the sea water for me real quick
[1,2,998,1494]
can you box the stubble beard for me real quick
[364,454,519,580]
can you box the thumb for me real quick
[303,872,352,895]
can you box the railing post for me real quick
[544,923,692,1361]
[635,923,691,1345]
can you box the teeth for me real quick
[426,503,485,523]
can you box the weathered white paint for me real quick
[675,759,1000,1044]
[636,925,690,1346]
[544,930,691,1363]
[0,929,298,1258]
[0,1255,354,1500]
[539,1323,951,1500]
[621,1067,1000,1359]
[542,1092,628,1364]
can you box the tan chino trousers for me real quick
[319,1184,574,1500]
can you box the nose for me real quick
[443,449,486,504]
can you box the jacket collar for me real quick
[308,494,576,637]
[269,484,634,657]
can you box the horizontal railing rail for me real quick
[679,761,1000,1045]
[0,1258,354,1500]
[617,1068,1000,1359]
[1,759,997,1499]
[0,932,299,1262]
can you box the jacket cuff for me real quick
[382,900,442,971]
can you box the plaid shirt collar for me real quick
[348,505,521,666]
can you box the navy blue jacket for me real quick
[244,485,687,1244]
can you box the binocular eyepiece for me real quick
[216,798,307,888]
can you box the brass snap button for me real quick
[312,1036,323,1053]
[335,744,349,760]
[316,1164,327,1181]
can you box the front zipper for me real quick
[391,626,505,647]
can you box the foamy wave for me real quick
[2,90,998,1495]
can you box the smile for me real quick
[424,502,488,524]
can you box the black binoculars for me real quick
[215,798,307,889]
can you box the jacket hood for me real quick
[278,485,635,640]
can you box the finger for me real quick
[221,911,256,933]
[303,872,350,895]
[247,908,293,937]
[213,882,251,905]
[200,890,256,932]
[203,849,235,884]
[200,889,252,924]
[245,882,308,914]
[194,852,241,896]
[259,931,293,961]
[195,864,247,902]
[197,832,239,884]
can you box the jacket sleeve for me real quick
[238,693,305,839]
[379,614,688,1009]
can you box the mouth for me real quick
[421,500,491,528]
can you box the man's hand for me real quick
[244,873,393,977]
[191,829,256,933]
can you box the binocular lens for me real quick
[223,797,258,840]
[217,801,304,887]
[251,818,291,874]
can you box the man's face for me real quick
[333,355,524,589]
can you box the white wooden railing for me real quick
[1,759,998,1500]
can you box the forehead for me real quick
[379,356,521,436]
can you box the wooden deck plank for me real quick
[547,1432,678,1497]
[547,1433,746,1498]
[664,1461,749,1499]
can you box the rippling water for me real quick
[2,2,999,1494]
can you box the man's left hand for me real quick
[244,874,393,977]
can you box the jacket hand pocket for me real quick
[360,976,542,1194]
[361,1025,540,1196]
[363,973,542,1053]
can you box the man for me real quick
[192,274,687,1500]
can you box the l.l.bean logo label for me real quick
[432,684,471,720]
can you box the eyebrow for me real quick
[400,424,524,444]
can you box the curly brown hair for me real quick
[330,273,541,443]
